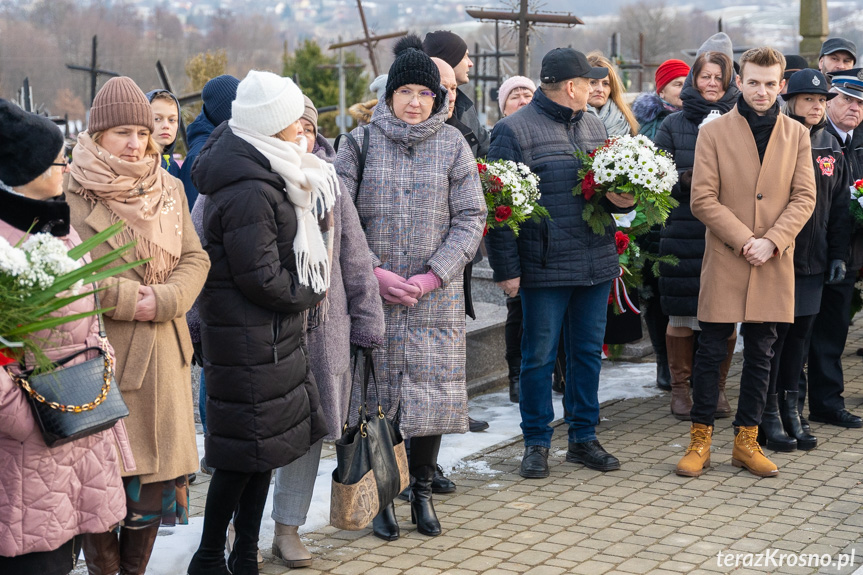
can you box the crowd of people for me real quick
[1,25,862,575]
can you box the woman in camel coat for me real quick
[65,77,210,575]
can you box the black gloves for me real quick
[678,170,693,194]
[826,259,847,284]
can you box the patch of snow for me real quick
[143,361,659,573]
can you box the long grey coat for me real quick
[309,136,386,439]
[334,99,486,439]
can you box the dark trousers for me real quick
[768,315,817,396]
[642,296,669,364]
[692,321,777,427]
[801,274,854,414]
[505,296,524,373]
[409,435,441,475]
[196,469,272,561]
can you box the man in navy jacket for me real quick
[486,48,634,478]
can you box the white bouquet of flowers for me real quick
[575,134,679,235]
[0,222,144,370]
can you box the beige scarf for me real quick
[229,121,338,294]
[69,131,183,285]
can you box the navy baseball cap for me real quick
[540,48,608,83]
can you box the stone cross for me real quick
[800,0,828,65]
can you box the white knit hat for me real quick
[231,70,305,136]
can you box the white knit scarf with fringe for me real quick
[229,122,339,293]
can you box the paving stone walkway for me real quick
[186,326,863,575]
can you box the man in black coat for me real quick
[423,30,490,158]
[801,68,863,428]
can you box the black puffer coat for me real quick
[193,123,327,473]
[653,82,739,317]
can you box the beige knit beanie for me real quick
[88,77,155,133]
[301,95,318,135]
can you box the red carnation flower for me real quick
[478,163,488,174]
[615,231,630,255]
[483,223,488,237]
[856,178,863,188]
[582,170,597,201]
[495,205,512,222]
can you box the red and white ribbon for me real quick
[613,266,641,315]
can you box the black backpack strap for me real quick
[334,126,370,185]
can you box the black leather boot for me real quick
[410,465,441,536]
[566,440,620,472]
[757,393,796,452]
[779,390,816,450]
[226,472,271,575]
[372,500,400,541]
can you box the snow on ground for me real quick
[143,361,659,574]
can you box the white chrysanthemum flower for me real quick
[0,236,29,277]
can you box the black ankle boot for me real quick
[410,465,441,536]
[779,390,817,450]
[656,352,671,391]
[758,393,796,452]
[187,551,231,575]
[372,501,399,541]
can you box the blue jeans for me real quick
[519,282,612,447]
[199,370,207,435]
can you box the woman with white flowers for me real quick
[65,77,210,575]
[0,100,133,575]
[654,37,740,421]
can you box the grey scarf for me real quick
[589,100,632,137]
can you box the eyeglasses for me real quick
[52,161,69,168]
[394,88,436,103]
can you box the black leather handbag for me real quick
[330,350,409,530]
[11,293,129,448]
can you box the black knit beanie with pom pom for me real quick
[385,34,441,103]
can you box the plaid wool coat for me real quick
[334,98,486,438]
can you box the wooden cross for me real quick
[467,0,584,76]
[154,60,203,148]
[328,0,406,77]
[66,36,120,106]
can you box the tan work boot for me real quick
[732,426,779,477]
[675,423,713,477]
[716,333,736,418]
[667,333,695,420]
[272,522,312,568]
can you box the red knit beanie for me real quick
[88,77,155,133]
[655,59,691,95]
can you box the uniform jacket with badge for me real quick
[690,105,816,324]
[825,120,863,270]
[67,180,209,484]
[791,116,852,277]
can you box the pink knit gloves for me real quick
[373,268,442,305]
[406,271,442,297]
[374,267,420,305]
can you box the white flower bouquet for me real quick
[574,134,679,235]
[0,222,145,371]
[478,159,549,237]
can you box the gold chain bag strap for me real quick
[10,292,130,447]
